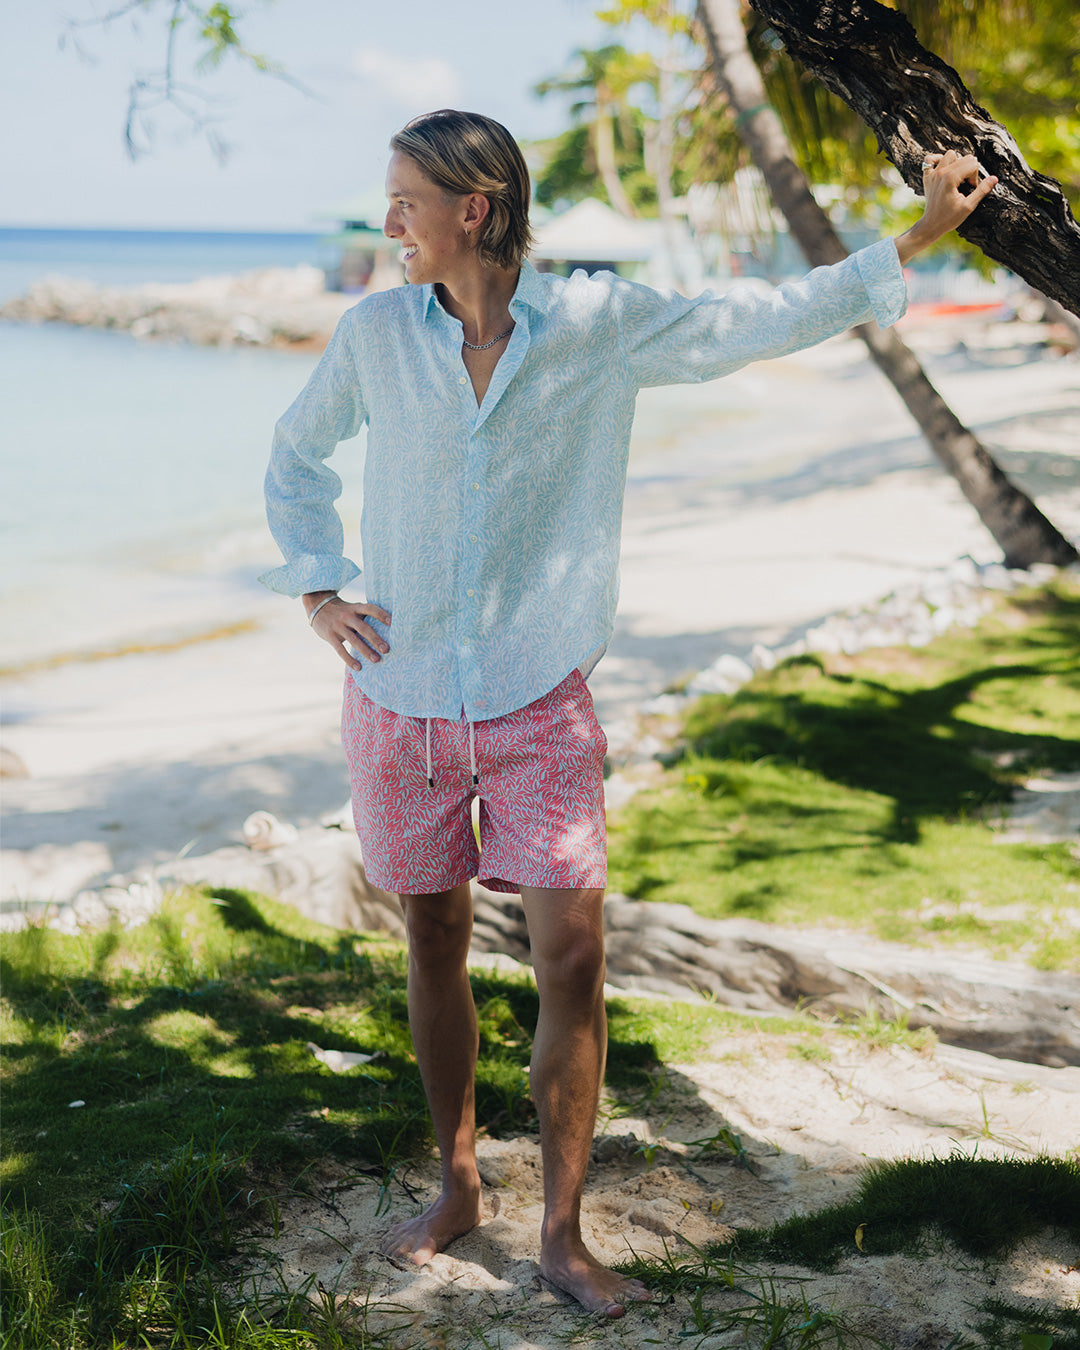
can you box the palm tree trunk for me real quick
[654,46,689,291]
[696,0,1077,568]
[593,94,639,219]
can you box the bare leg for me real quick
[520,886,651,1318]
[379,883,483,1264]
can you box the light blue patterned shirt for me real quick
[262,240,906,720]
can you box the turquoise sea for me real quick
[0,228,369,666]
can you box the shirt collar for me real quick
[510,259,552,315]
[422,257,553,323]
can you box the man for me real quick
[262,108,995,1316]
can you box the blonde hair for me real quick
[390,110,533,270]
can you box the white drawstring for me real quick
[423,716,478,788]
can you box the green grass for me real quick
[4,889,1078,1346]
[618,1155,1080,1349]
[735,1154,1080,1268]
[608,580,1080,966]
[0,887,716,1347]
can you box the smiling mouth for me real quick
[401,247,418,262]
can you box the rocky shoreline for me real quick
[0,265,351,347]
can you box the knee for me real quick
[401,891,473,972]
[534,925,606,1003]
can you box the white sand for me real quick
[255,1014,1080,1348]
[2,314,1078,899]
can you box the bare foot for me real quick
[379,1188,483,1266]
[540,1236,652,1318]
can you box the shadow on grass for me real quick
[0,891,702,1343]
[0,890,662,1238]
[607,587,1080,927]
[686,650,1078,843]
[6,890,1078,1346]
[700,588,1077,818]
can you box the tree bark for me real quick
[745,0,1080,319]
[695,0,1077,569]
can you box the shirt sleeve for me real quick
[617,238,907,389]
[259,306,367,597]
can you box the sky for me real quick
[2,0,618,231]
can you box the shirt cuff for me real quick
[854,237,908,329]
[258,555,361,598]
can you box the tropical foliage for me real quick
[532,0,1079,227]
[532,45,661,214]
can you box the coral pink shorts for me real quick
[341,670,607,895]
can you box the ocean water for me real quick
[0,229,367,666]
[0,227,333,303]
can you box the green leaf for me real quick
[1020,1333,1053,1350]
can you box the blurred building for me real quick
[530,198,659,278]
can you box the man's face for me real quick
[384,151,471,286]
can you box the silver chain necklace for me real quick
[462,325,514,352]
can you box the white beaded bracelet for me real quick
[307,594,339,627]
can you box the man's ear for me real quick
[464,193,491,232]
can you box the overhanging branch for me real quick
[747,0,1080,316]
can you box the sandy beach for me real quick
[2,308,1078,906]
[259,1019,1080,1350]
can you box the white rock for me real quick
[1,841,112,905]
[604,773,645,812]
[71,894,112,928]
[687,653,754,695]
[242,811,300,851]
[978,562,1017,591]
[632,733,666,761]
[231,313,272,344]
[639,693,688,717]
[749,642,776,670]
[949,555,981,586]
[804,625,842,654]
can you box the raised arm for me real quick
[617,148,996,389]
[617,239,907,388]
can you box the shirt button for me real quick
[469,534,478,543]
[466,588,475,597]
[471,482,480,491]
[459,376,467,385]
